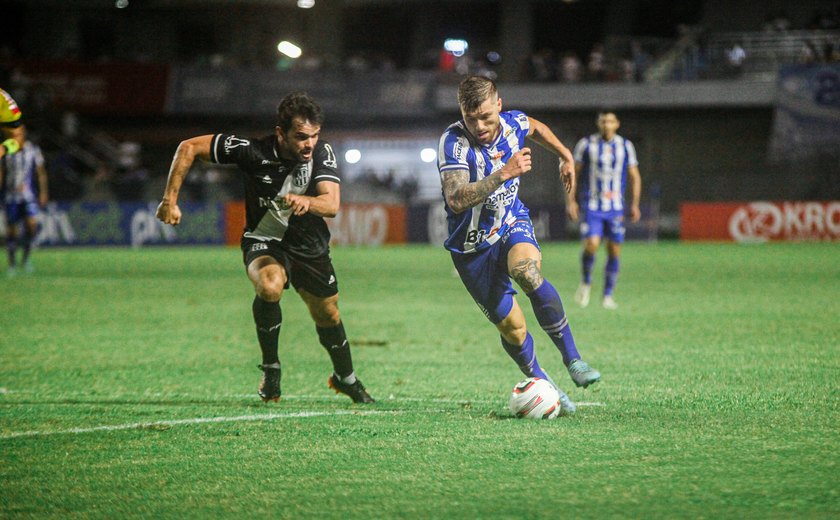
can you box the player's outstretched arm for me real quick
[442,149,531,214]
[566,162,583,222]
[156,135,214,226]
[526,117,575,193]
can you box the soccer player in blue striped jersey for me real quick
[437,76,601,404]
[1,123,48,276]
[567,110,642,310]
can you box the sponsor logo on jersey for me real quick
[261,160,270,165]
[484,183,518,209]
[223,136,250,154]
[258,197,290,211]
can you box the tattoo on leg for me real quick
[511,259,544,293]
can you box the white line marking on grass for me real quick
[2,390,605,407]
[0,410,392,440]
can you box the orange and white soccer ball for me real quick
[509,377,561,420]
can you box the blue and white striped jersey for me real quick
[438,110,531,254]
[573,133,638,213]
[1,141,43,205]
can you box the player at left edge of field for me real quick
[1,87,49,276]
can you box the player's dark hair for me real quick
[597,108,619,119]
[276,92,324,133]
[457,76,497,113]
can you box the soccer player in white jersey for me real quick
[567,110,642,310]
[437,76,601,408]
[0,122,48,276]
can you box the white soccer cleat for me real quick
[575,283,591,308]
[602,295,618,310]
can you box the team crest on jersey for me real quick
[223,136,250,154]
[293,164,311,187]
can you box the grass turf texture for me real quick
[1,242,838,518]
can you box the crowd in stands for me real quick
[525,40,654,83]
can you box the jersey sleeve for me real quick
[509,110,530,140]
[438,129,471,174]
[625,139,639,167]
[210,133,259,168]
[312,141,340,184]
[573,137,588,164]
[33,144,45,168]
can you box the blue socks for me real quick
[526,280,580,366]
[605,256,620,296]
[501,332,548,380]
[582,251,595,284]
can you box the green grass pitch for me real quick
[1,242,838,518]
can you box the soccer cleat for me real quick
[602,295,618,310]
[23,260,34,274]
[6,266,17,278]
[328,374,375,404]
[575,283,591,308]
[568,359,601,388]
[556,387,577,416]
[257,364,281,402]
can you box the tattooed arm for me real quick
[442,148,533,214]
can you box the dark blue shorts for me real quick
[451,218,540,324]
[4,201,39,225]
[580,211,626,243]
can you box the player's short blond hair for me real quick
[457,76,497,113]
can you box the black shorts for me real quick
[241,237,339,298]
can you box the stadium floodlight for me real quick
[277,41,302,59]
[344,149,362,164]
[420,148,437,163]
[444,39,469,57]
[297,0,315,8]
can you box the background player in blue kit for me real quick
[438,76,601,411]
[156,92,374,404]
[0,90,48,277]
[567,110,642,310]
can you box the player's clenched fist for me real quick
[501,147,532,179]
[283,194,311,216]
[156,200,182,225]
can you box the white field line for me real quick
[0,389,606,407]
[0,410,395,440]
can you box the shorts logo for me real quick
[250,242,268,252]
[328,275,336,285]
